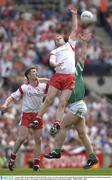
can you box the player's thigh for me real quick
[68,101,87,119]
[61,111,76,128]
[47,85,59,99]
[75,118,86,135]
[60,89,72,103]
[17,125,29,139]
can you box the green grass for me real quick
[0,168,112,176]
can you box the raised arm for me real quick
[80,40,88,65]
[69,6,78,40]
[79,31,91,65]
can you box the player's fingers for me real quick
[57,62,64,66]
[60,62,64,65]
[0,106,3,111]
[68,5,77,13]
[0,106,7,112]
[78,34,85,40]
[79,32,91,41]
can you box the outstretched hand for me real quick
[56,62,64,67]
[78,31,92,41]
[69,5,77,15]
[0,104,8,112]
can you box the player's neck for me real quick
[56,44,61,47]
[56,42,65,48]
[57,44,64,48]
[29,79,39,87]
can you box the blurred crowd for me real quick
[0,0,112,79]
[99,1,112,39]
[0,0,112,168]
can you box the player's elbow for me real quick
[49,59,56,67]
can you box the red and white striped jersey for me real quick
[50,38,76,74]
[11,83,47,113]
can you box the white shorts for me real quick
[68,100,87,119]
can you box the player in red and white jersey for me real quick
[37,6,78,129]
[0,67,48,171]
[12,80,47,114]
[49,37,76,75]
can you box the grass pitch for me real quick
[0,168,112,176]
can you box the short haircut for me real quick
[24,67,37,79]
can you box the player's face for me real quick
[29,69,38,80]
[54,34,65,47]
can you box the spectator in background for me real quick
[100,0,108,15]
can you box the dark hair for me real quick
[24,67,37,79]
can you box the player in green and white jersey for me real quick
[45,32,98,169]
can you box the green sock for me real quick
[89,153,96,160]
[54,148,61,154]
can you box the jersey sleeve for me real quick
[11,84,26,101]
[76,61,84,75]
[49,50,56,66]
[68,37,77,49]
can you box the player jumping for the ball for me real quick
[36,6,78,130]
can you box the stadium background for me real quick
[0,0,112,169]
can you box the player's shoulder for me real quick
[66,41,71,47]
[50,49,56,55]
[50,45,64,54]
[68,37,77,46]
[76,61,84,72]
[17,84,28,94]
[38,82,46,86]
[22,83,37,90]
[38,82,47,93]
[68,37,77,42]
[21,84,28,89]
[77,61,84,68]
[38,82,46,89]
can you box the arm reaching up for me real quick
[79,30,91,65]
[69,6,78,40]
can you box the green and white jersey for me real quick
[68,61,85,104]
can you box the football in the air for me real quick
[81,11,94,24]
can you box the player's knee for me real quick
[61,123,67,131]
[78,131,86,139]
[61,121,67,129]
[17,135,27,143]
[45,96,53,105]
[35,137,41,145]
[59,98,67,108]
